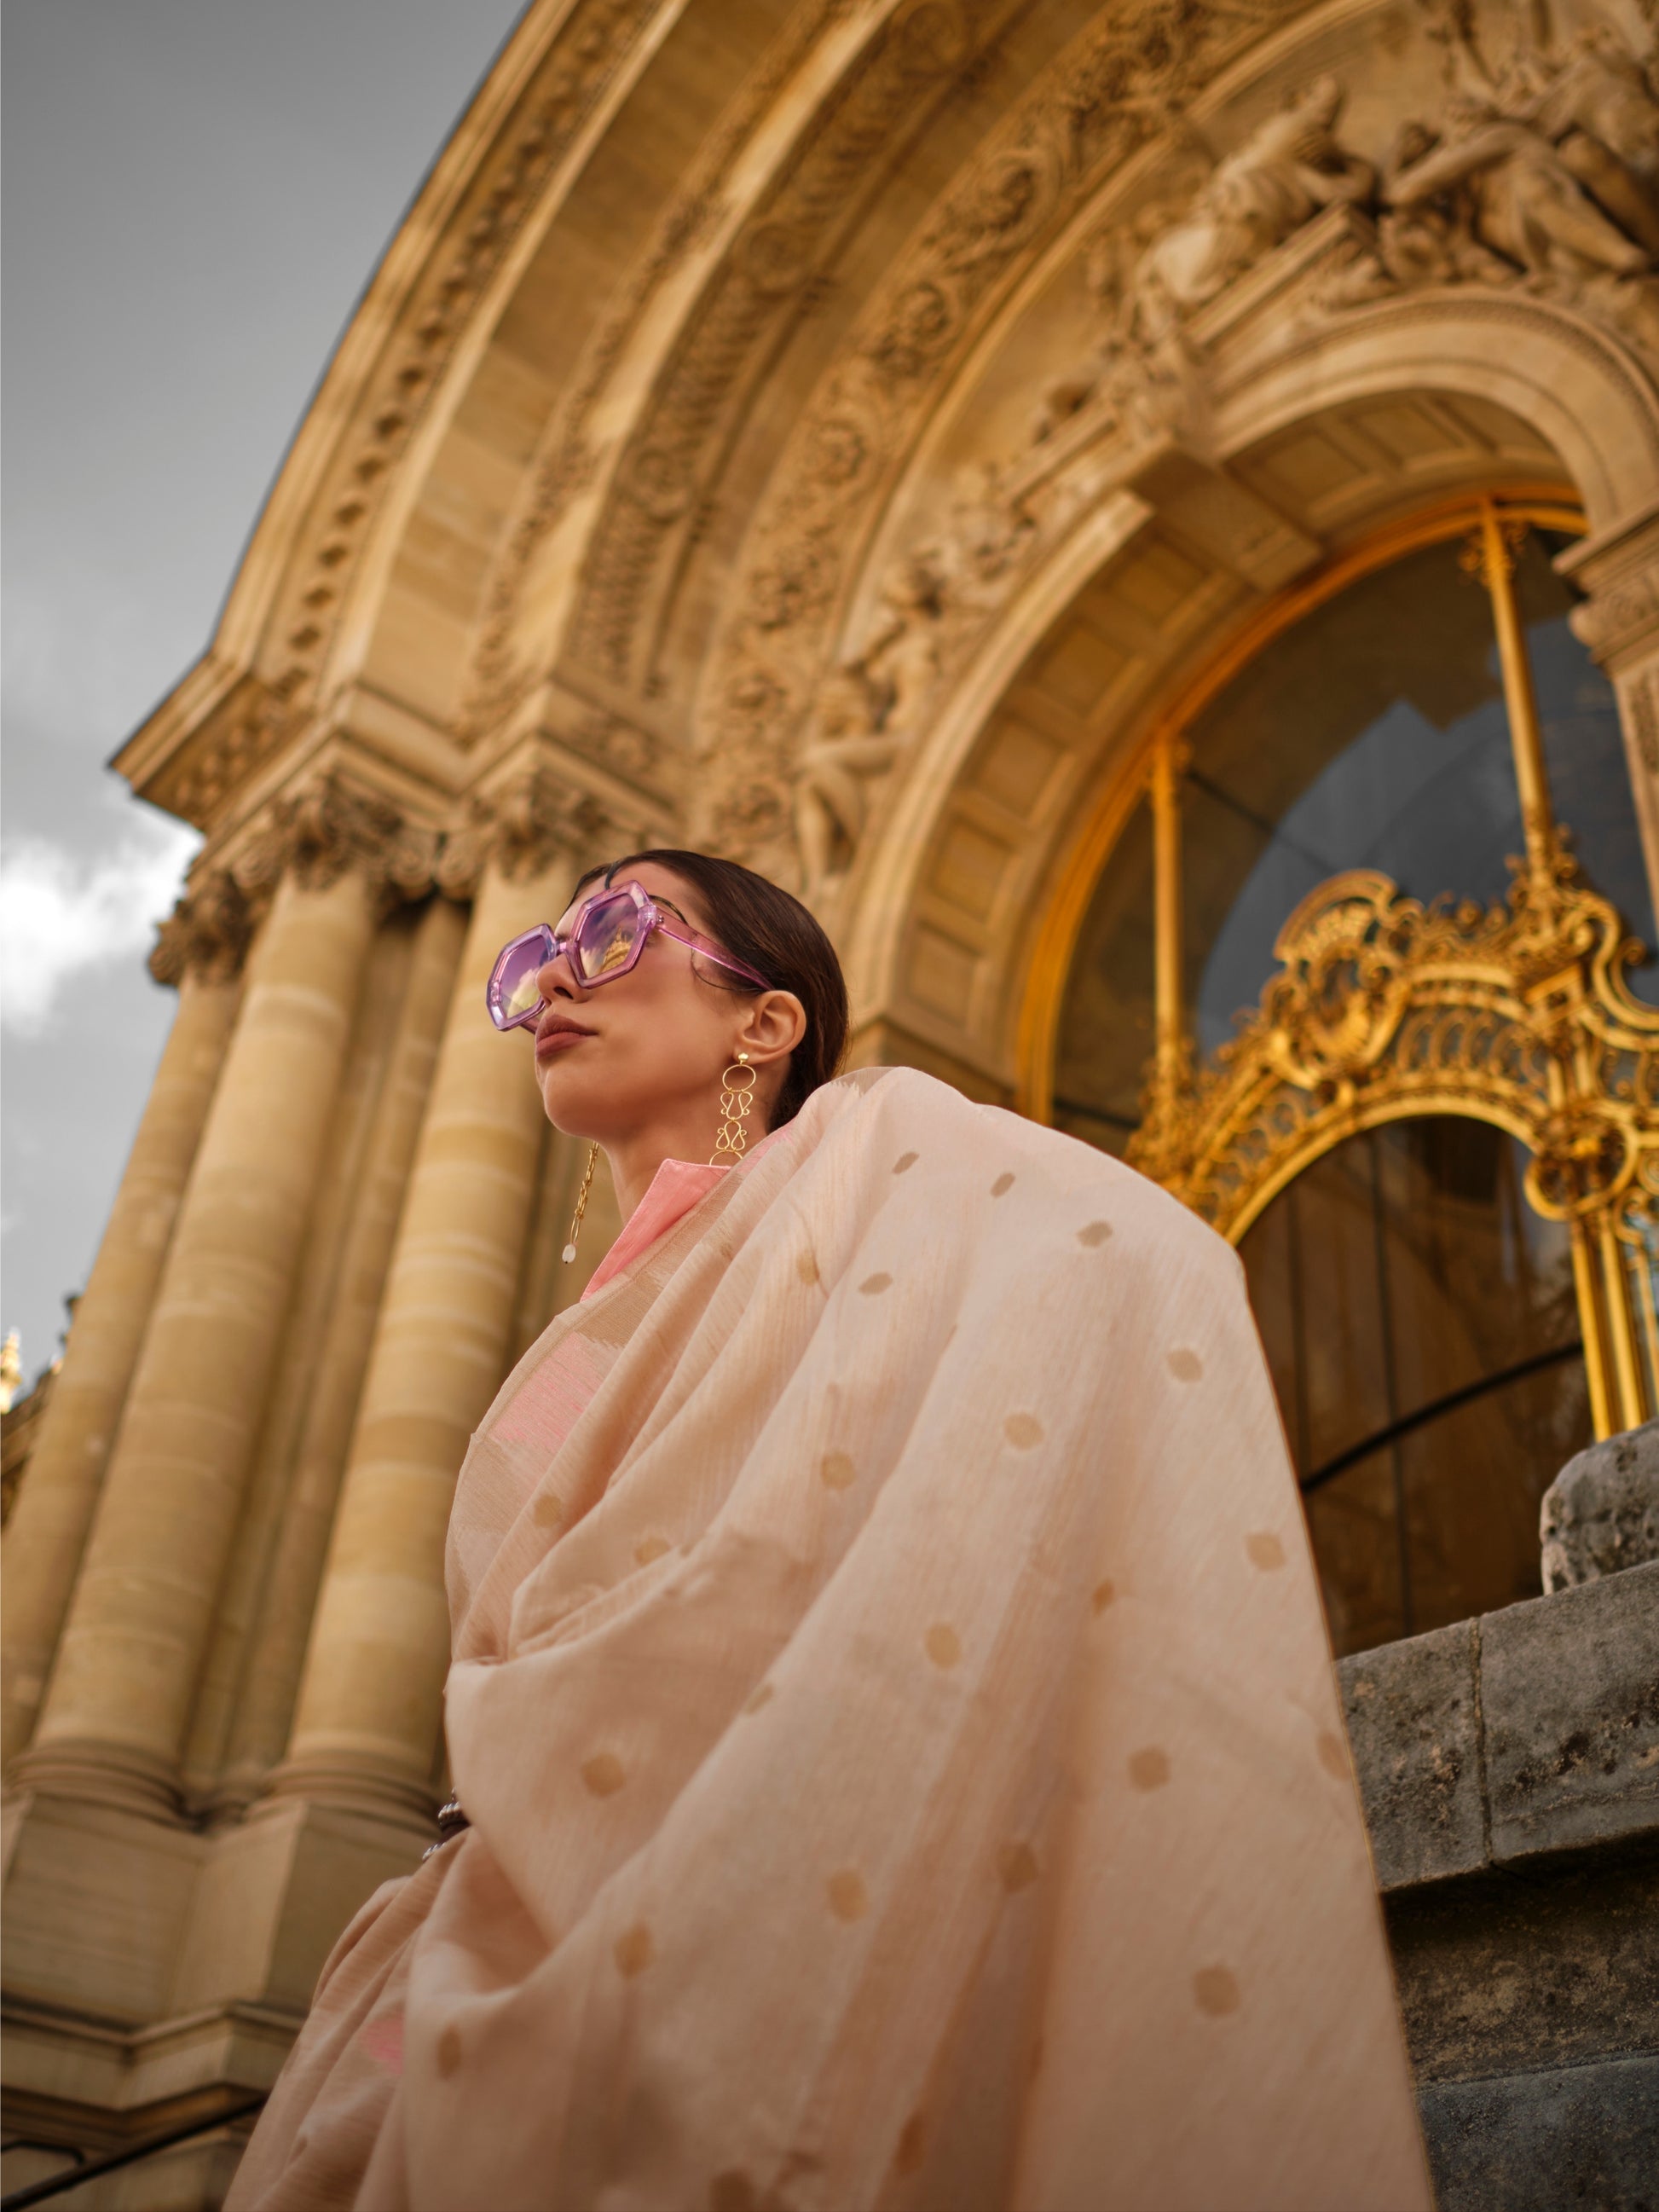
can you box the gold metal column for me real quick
[0,898,244,1769]
[1474,499,1558,890]
[20,843,385,1810]
[1151,733,1190,1096]
[1468,501,1650,1437]
[1131,731,1194,1185]
[275,841,577,1820]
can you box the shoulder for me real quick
[803,1065,1238,1275]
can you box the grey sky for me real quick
[3,0,525,1386]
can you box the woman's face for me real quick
[529,864,800,1142]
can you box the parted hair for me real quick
[572,849,850,1129]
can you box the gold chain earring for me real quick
[710,1053,755,1167]
[561,1141,600,1265]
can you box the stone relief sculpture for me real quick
[775,14,1659,900]
[1339,18,1659,340]
[794,487,1036,896]
[684,3,1657,906]
[1032,81,1375,443]
[1121,78,1375,328]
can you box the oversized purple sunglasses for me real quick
[486,878,769,1032]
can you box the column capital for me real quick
[1559,501,1659,675]
[231,773,440,911]
[149,867,255,987]
[436,767,643,898]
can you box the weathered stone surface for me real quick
[1338,1618,1484,1889]
[1419,2053,1659,2212]
[1483,1563,1659,1866]
[1542,1421,1659,1593]
[1386,1845,1659,2083]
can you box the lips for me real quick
[535,1016,594,1057]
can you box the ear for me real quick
[735,989,807,1067]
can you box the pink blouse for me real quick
[581,1128,786,1300]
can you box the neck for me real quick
[601,1105,756,1222]
[601,1130,698,1223]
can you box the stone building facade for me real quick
[3,0,1658,2202]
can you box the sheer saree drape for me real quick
[229,1066,1430,2212]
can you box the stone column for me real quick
[215,893,468,1800]
[20,781,414,1811]
[275,814,580,1818]
[1562,507,1659,914]
[0,874,248,1769]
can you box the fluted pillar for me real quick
[21,789,409,1811]
[216,893,468,1799]
[0,876,248,1769]
[276,841,575,1816]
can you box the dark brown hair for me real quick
[572,849,849,1128]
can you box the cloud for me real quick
[0,822,200,1035]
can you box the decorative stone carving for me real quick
[1335,20,1659,350]
[691,0,1356,883]
[465,0,997,730]
[435,769,636,899]
[699,7,1659,897]
[229,774,437,909]
[1095,78,1373,369]
[1541,1420,1659,1590]
[148,868,256,987]
[794,482,1038,896]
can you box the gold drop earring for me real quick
[561,1141,600,1265]
[710,1053,755,1167]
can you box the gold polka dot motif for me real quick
[634,1535,670,1566]
[1003,1412,1043,1449]
[1128,1746,1171,1791]
[1167,1347,1203,1381]
[893,1151,919,1173]
[859,1271,893,1295]
[1194,1965,1242,2016]
[532,1491,564,1529]
[826,1869,869,1921]
[923,1623,961,1669]
[991,1172,1015,1196]
[998,1842,1038,1893]
[581,1752,626,1798]
[795,1248,819,1286]
[1090,1578,1116,1614]
[1316,1728,1350,1780]
[818,1450,855,1491]
[743,1682,775,1715]
[1246,1531,1286,1571]
[893,2114,927,2176]
[615,1923,654,1977]
[436,2024,463,2078]
[1077,1220,1113,1247]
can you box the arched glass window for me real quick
[1055,524,1656,1149]
[1240,1117,1586,1655]
[1049,498,1658,1654]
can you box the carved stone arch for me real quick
[1209,296,1659,532]
[842,289,1659,1097]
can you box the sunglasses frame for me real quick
[486,878,770,1032]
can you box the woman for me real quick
[230,852,1430,2212]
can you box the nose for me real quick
[535,947,586,1002]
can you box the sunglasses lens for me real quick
[488,930,551,1028]
[574,890,643,984]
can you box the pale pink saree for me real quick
[229,1067,1430,2212]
